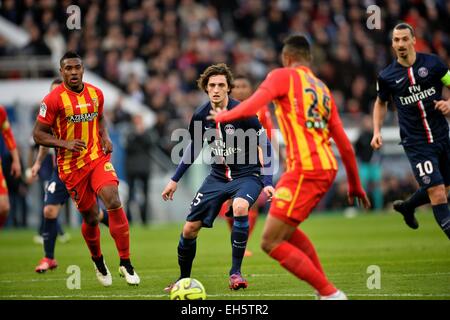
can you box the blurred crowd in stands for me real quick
[0,0,448,223]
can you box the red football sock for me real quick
[108,207,130,259]
[248,208,258,238]
[81,222,102,258]
[269,241,336,296]
[288,229,325,275]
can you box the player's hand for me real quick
[102,137,113,154]
[10,160,21,179]
[347,190,371,209]
[30,162,41,178]
[263,186,275,201]
[370,133,383,150]
[434,99,450,116]
[64,139,86,152]
[207,107,226,122]
[162,180,177,201]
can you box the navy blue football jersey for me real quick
[377,53,449,145]
[184,98,270,182]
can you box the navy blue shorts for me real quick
[186,175,263,228]
[403,138,450,189]
[44,170,70,206]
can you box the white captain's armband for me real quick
[441,70,450,86]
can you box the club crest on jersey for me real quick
[39,102,47,117]
[418,67,428,78]
[224,124,235,135]
[104,162,115,172]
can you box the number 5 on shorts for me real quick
[191,193,203,207]
[416,161,433,177]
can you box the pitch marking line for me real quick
[1,293,450,299]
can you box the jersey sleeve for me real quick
[247,117,273,187]
[0,107,16,151]
[259,68,290,98]
[97,88,104,115]
[37,93,58,126]
[376,74,390,102]
[433,55,449,78]
[215,70,289,123]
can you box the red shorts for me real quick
[59,154,119,212]
[0,162,7,195]
[269,170,336,227]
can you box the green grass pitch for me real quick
[0,210,449,300]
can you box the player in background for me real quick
[33,52,139,286]
[32,79,109,273]
[371,23,450,240]
[210,35,370,300]
[219,74,277,257]
[162,63,275,290]
[0,105,22,229]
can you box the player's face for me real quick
[207,75,229,107]
[60,58,84,91]
[392,29,416,59]
[232,78,252,101]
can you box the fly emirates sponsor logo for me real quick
[399,85,436,105]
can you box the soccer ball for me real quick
[169,278,207,300]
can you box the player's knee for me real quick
[182,222,201,238]
[427,185,448,205]
[43,206,59,219]
[102,193,122,210]
[260,234,276,254]
[232,199,249,217]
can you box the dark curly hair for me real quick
[197,63,234,94]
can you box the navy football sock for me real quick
[432,204,450,239]
[43,218,58,259]
[177,235,197,278]
[404,188,429,212]
[56,219,65,236]
[230,215,249,275]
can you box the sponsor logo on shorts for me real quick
[275,201,287,209]
[274,187,293,202]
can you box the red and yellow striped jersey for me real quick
[0,105,17,152]
[37,82,104,174]
[216,66,345,175]
[260,66,339,173]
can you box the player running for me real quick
[371,23,450,240]
[162,63,275,291]
[210,35,370,300]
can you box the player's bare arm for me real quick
[30,146,50,177]
[9,148,21,178]
[371,97,388,150]
[33,121,86,152]
[98,115,113,154]
[162,180,177,201]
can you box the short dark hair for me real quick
[51,78,63,86]
[282,34,312,63]
[234,74,253,87]
[59,51,82,67]
[197,63,234,93]
[393,22,415,37]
